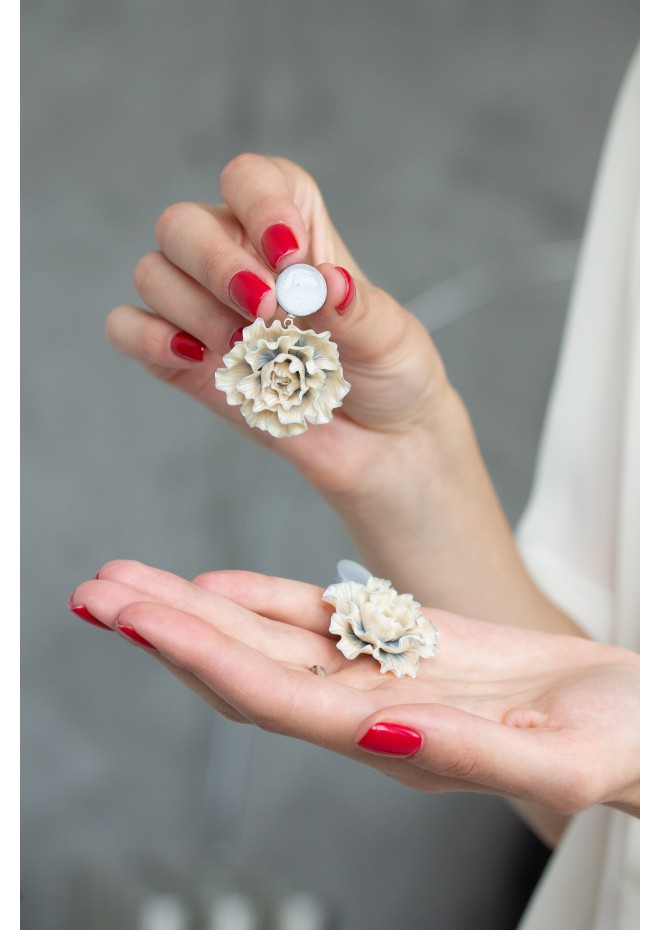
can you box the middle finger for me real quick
[155,202,278,322]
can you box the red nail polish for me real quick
[229,326,246,349]
[262,223,299,269]
[116,625,158,650]
[335,266,355,313]
[117,623,158,652]
[228,271,271,318]
[69,603,108,630]
[171,331,206,361]
[357,723,422,756]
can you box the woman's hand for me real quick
[106,154,450,496]
[69,561,640,817]
[105,154,570,626]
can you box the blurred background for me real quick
[21,2,638,928]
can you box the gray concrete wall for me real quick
[21,2,638,928]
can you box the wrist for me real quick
[323,382,472,506]
[322,386,516,607]
[320,386,578,631]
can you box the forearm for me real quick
[327,387,582,636]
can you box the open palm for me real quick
[71,560,639,816]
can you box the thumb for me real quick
[354,704,593,815]
[312,262,434,368]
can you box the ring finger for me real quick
[133,249,248,356]
[154,201,278,322]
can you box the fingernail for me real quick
[335,266,355,313]
[228,271,271,318]
[228,325,246,350]
[171,331,206,361]
[69,601,108,630]
[357,723,422,756]
[261,223,299,270]
[116,624,158,651]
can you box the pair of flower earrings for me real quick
[215,263,350,439]
[215,265,439,678]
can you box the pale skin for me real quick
[70,560,640,819]
[107,153,575,630]
[92,153,639,838]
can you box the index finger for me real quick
[220,154,311,271]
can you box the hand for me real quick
[104,154,577,631]
[70,561,640,817]
[106,154,450,496]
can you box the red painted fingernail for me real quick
[335,266,355,313]
[357,723,422,756]
[171,331,206,361]
[116,625,158,651]
[228,325,246,349]
[261,223,299,270]
[69,603,109,630]
[228,271,271,318]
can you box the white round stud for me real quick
[275,263,327,317]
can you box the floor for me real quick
[21,2,638,928]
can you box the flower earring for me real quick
[215,264,350,438]
[322,560,439,679]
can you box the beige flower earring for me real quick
[322,560,439,679]
[215,264,350,438]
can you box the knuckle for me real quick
[220,152,262,190]
[191,572,216,591]
[272,155,316,191]
[197,245,227,293]
[251,689,302,737]
[441,743,482,781]
[154,201,195,245]
[104,308,122,346]
[133,251,162,297]
[139,321,170,360]
[98,559,144,585]
[243,191,284,228]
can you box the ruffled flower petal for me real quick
[215,318,350,438]
[322,575,439,679]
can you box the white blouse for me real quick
[515,51,639,930]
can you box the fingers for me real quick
[151,155,365,329]
[104,304,237,422]
[219,154,310,270]
[354,704,603,814]
[192,569,335,637]
[105,304,212,372]
[112,599,365,747]
[70,561,341,671]
[118,153,432,379]
[155,202,278,322]
[132,250,242,355]
[107,152,447,444]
